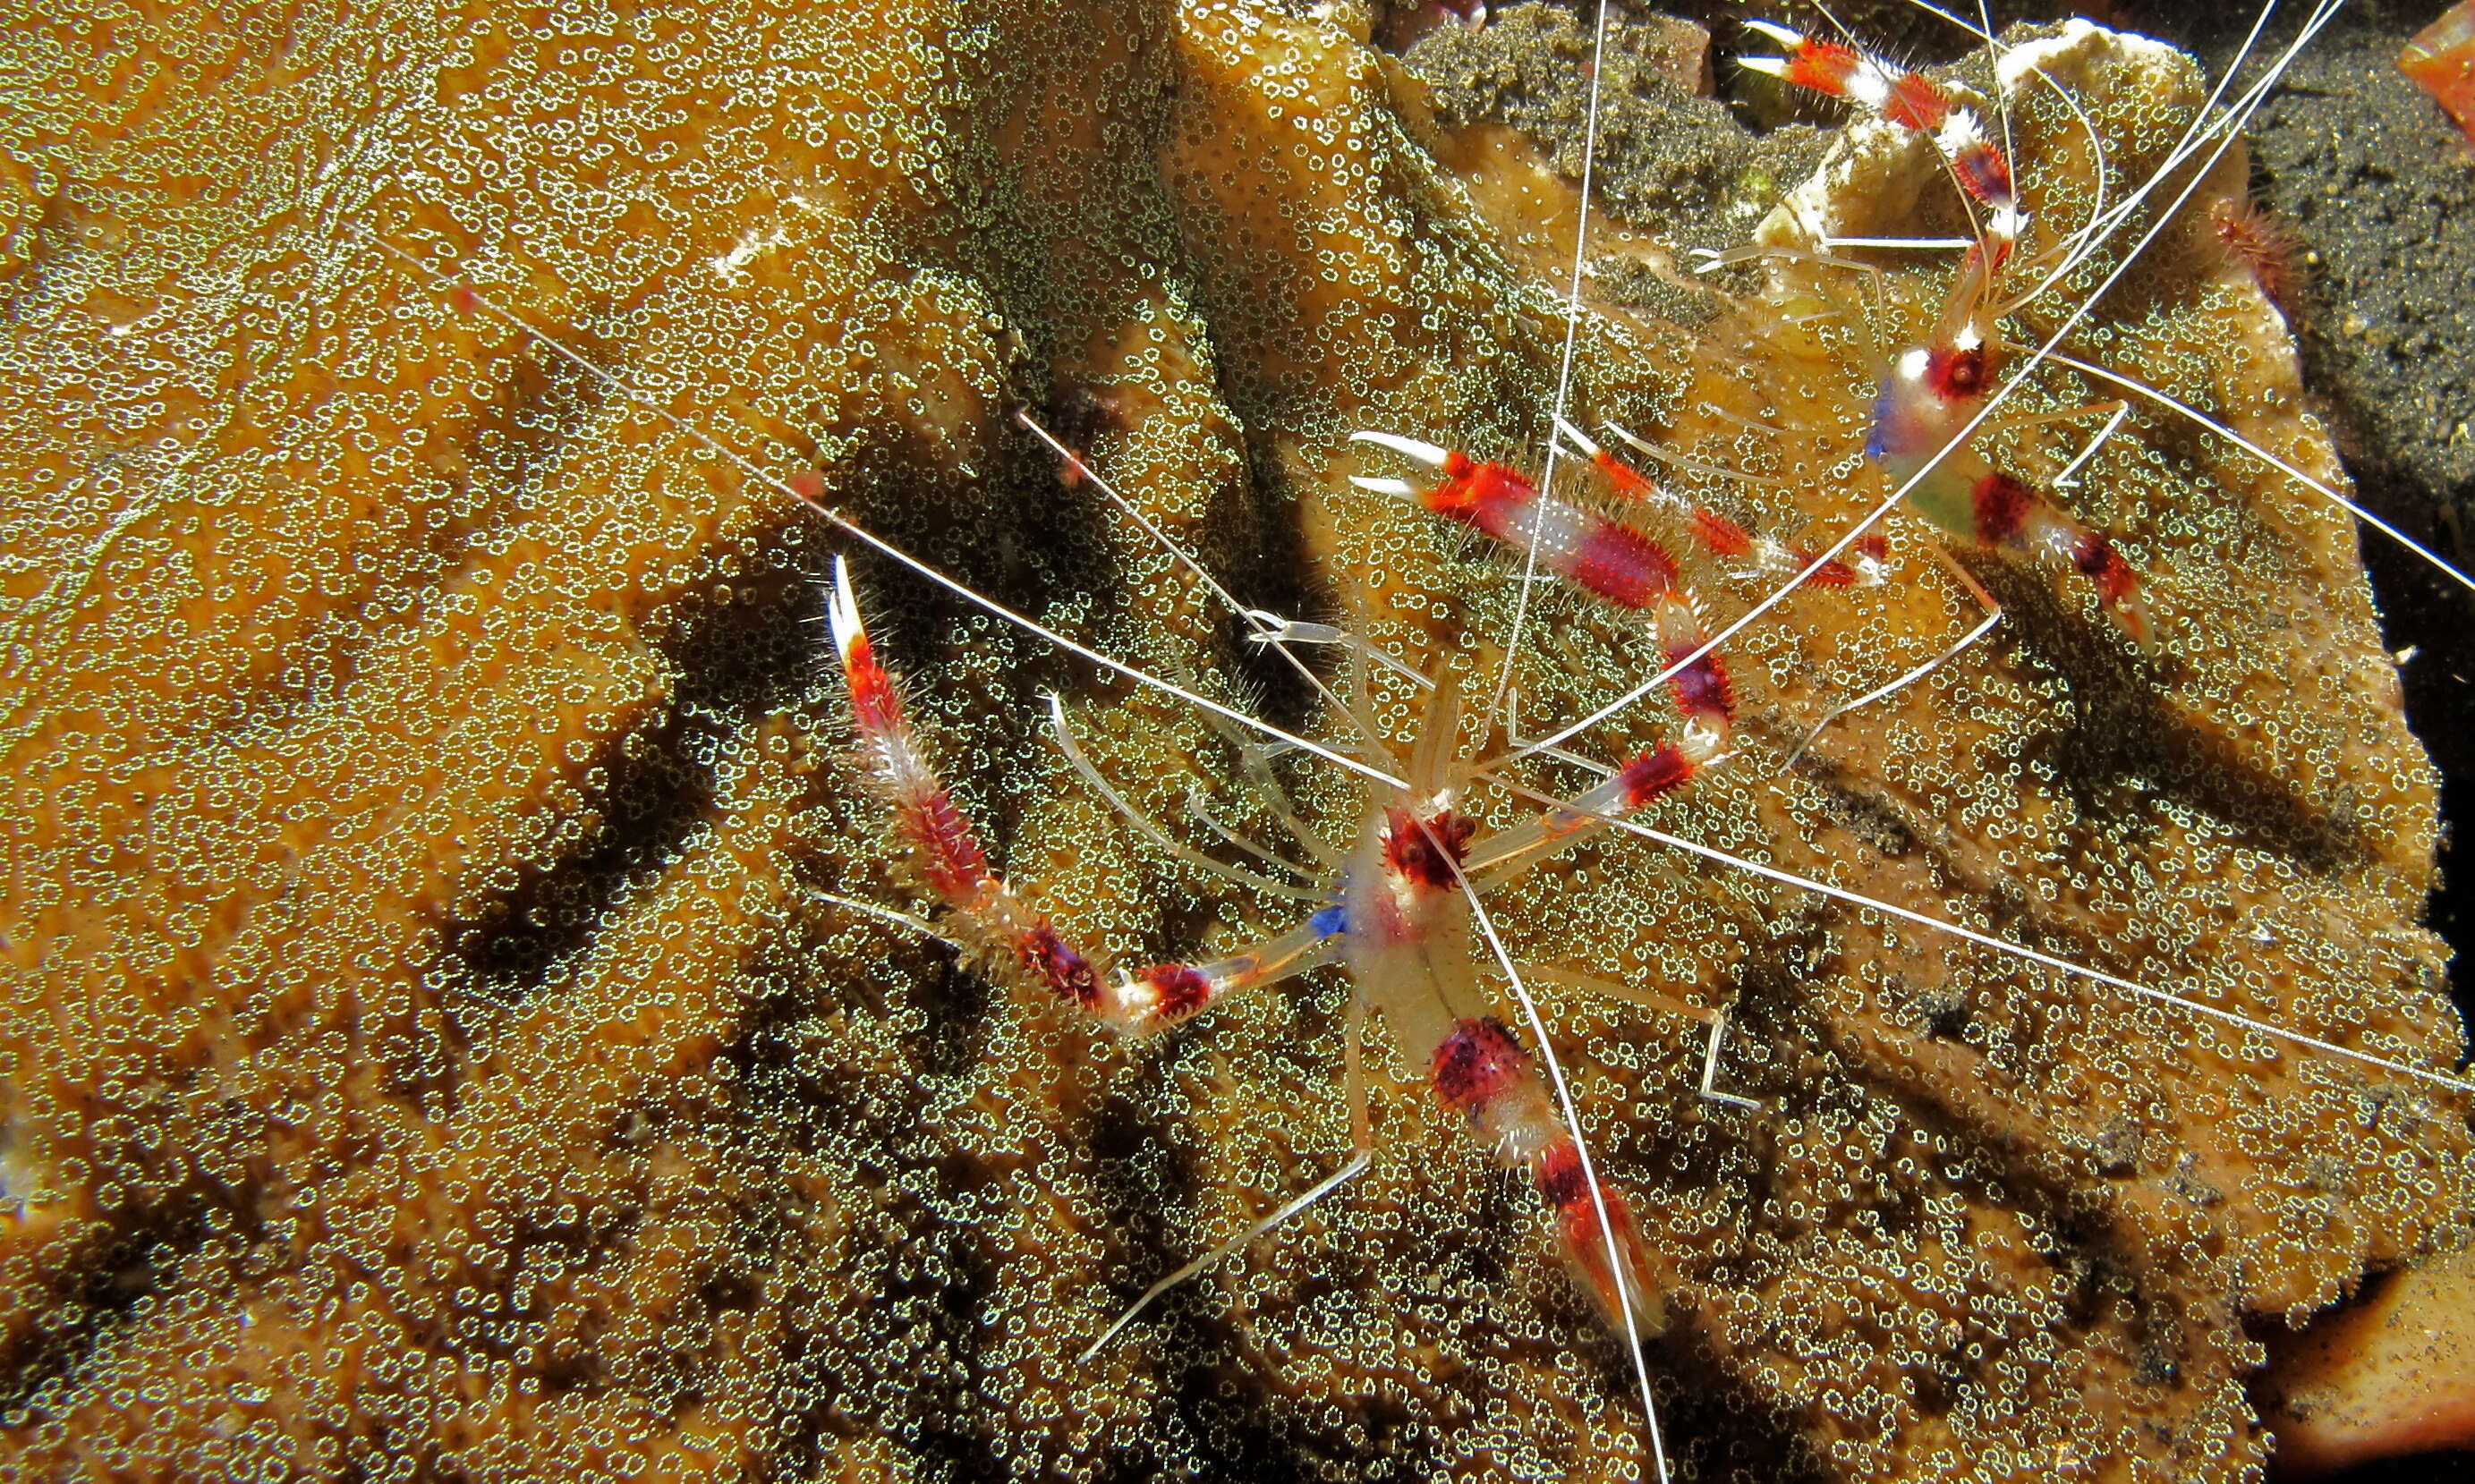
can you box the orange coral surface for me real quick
[2402,0,2475,144]
[1,1,2470,1480]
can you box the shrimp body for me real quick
[829,555,1699,1347]
[1870,362,2148,640]
[1339,753,1688,1340]
[1349,429,1740,761]
[1863,278,2153,645]
[1742,20,2026,243]
[1745,20,2157,647]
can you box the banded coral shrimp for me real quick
[11,0,2470,1480]
[1186,0,2475,1476]
[341,8,2475,1483]
[368,253,1797,1484]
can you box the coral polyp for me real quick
[0,0,2465,1480]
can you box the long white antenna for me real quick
[1014,409,1394,750]
[1470,765,2474,1096]
[2045,349,2475,594]
[1423,815,1674,1484]
[1488,0,1620,734]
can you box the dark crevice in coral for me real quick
[454,313,625,498]
[1648,1325,1839,1484]
[1782,747,1920,861]
[751,1108,994,1480]
[1158,1332,1333,1484]
[442,536,832,1005]
[0,1202,206,1414]
[1084,1081,1208,1297]
[697,1267,762,1317]
[0,187,100,319]
[534,1353,600,1395]
[1215,561,1325,705]
[848,440,1128,666]
[1731,824,2251,1350]
[1722,916,1830,1110]
[439,708,712,1001]
[1782,739,2146,1018]
[1035,381,1135,477]
[1832,1033,2257,1435]
[1466,1166,1528,1294]
[719,985,829,1141]
[1970,554,2360,873]
[829,435,1144,809]
[911,950,998,1081]
[710,937,999,1480]
[657,538,832,723]
[392,1186,678,1415]
[906,1244,1007,1484]
[1765,886,2257,1423]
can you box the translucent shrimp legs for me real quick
[825,553,1746,1372]
[1743,17,2154,646]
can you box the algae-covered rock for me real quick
[0,1,2464,1480]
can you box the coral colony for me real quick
[4,1,2470,1480]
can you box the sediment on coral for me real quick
[0,1,2466,1480]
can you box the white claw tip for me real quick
[1740,19,1803,47]
[1349,475,1421,500]
[1601,420,1657,458]
[1349,429,1452,468]
[1738,55,1793,79]
[826,555,867,663]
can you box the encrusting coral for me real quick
[0,0,2466,1480]
[2258,1243,2475,1475]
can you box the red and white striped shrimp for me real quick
[822,532,1761,1474]
[827,552,1340,1039]
[1739,16,2028,245]
[1740,16,2152,647]
[341,2,2475,1480]
[807,8,2475,1476]
[1345,427,1742,764]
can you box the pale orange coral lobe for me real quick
[2262,1246,2475,1477]
[2402,0,2475,143]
